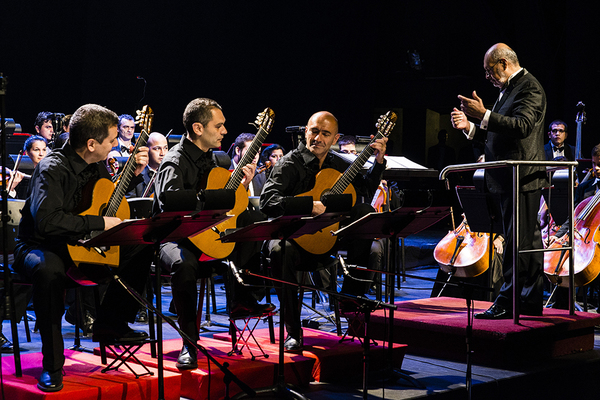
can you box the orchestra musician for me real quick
[260,143,285,180]
[544,120,575,162]
[126,131,169,198]
[451,43,548,319]
[5,135,48,199]
[260,111,387,351]
[545,144,600,309]
[152,98,274,370]
[34,111,55,144]
[12,104,151,392]
[230,132,266,196]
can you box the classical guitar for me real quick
[188,108,275,259]
[294,111,397,255]
[67,105,154,267]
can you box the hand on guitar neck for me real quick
[240,162,257,190]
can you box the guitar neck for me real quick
[105,130,150,216]
[331,132,381,195]
[227,125,270,190]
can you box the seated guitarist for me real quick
[260,111,387,351]
[152,98,274,371]
[13,104,151,393]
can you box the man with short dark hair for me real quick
[153,98,273,370]
[13,104,150,392]
[544,119,575,161]
[34,111,55,142]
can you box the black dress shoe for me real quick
[37,369,63,392]
[92,322,149,343]
[135,308,148,323]
[65,309,95,335]
[474,303,512,320]
[283,334,303,352]
[230,301,276,318]
[0,333,13,353]
[176,345,198,370]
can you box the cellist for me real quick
[545,144,600,309]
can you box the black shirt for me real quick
[260,142,386,218]
[17,142,142,247]
[152,135,216,215]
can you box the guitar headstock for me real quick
[375,110,397,137]
[135,105,154,133]
[254,107,276,133]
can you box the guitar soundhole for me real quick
[320,190,333,203]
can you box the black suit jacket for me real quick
[544,141,576,161]
[473,69,547,194]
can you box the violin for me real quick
[371,181,388,213]
[433,215,492,278]
[255,160,271,175]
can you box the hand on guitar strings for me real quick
[103,216,122,230]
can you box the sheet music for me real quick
[335,152,428,170]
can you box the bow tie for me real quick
[121,146,130,154]
[553,146,564,153]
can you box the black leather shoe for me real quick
[176,345,198,370]
[135,308,148,323]
[0,333,13,353]
[230,301,276,318]
[65,309,95,336]
[92,322,148,343]
[37,369,63,392]
[283,334,303,352]
[474,303,512,320]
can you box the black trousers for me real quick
[13,242,152,372]
[495,189,544,312]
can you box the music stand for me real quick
[219,211,348,400]
[80,208,256,400]
[455,186,503,303]
[333,206,450,304]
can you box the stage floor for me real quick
[3,227,600,399]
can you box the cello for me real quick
[543,190,600,288]
[433,215,492,279]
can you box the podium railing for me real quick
[440,160,578,322]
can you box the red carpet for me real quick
[0,349,181,400]
[212,327,408,382]
[94,336,316,400]
[350,297,600,367]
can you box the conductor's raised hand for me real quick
[458,91,486,120]
[451,108,470,131]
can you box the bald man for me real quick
[126,132,168,198]
[260,111,387,351]
[451,43,547,319]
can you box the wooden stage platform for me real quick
[0,328,406,400]
[347,296,600,368]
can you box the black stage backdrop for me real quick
[1,1,598,165]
